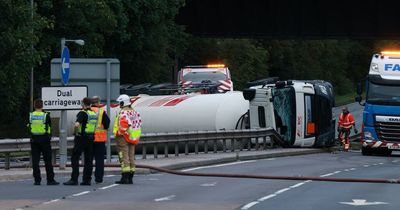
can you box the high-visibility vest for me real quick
[92,107,107,142]
[29,111,50,135]
[79,110,98,134]
[113,108,141,145]
[338,113,355,129]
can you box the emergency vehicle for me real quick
[177,64,233,93]
[244,80,336,147]
[356,51,400,156]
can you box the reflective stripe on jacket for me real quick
[338,113,355,129]
[113,107,142,145]
[29,111,50,135]
[79,110,98,134]
[92,107,107,142]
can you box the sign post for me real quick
[59,38,69,169]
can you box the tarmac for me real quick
[0,148,327,182]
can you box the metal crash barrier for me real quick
[0,128,284,169]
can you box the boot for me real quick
[128,172,134,184]
[115,173,129,184]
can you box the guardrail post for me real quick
[175,142,179,157]
[154,144,158,159]
[222,139,227,153]
[5,152,10,170]
[204,140,208,154]
[231,139,235,152]
[164,143,169,158]
[247,138,251,151]
[142,145,147,159]
[255,137,260,150]
[185,142,189,155]
[195,141,199,154]
[213,140,217,153]
[263,136,267,150]
[239,139,243,151]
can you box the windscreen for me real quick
[272,87,296,145]
[183,71,227,83]
[367,82,400,105]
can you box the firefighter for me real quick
[91,96,110,183]
[114,94,142,184]
[338,106,358,151]
[28,99,59,185]
[64,97,97,186]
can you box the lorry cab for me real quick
[178,64,233,93]
[356,51,400,155]
[244,80,335,147]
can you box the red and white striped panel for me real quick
[218,80,233,93]
[180,80,193,88]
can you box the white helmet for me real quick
[116,94,131,107]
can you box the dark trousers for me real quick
[30,136,55,182]
[93,142,105,182]
[338,128,351,144]
[71,135,94,182]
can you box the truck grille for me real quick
[375,122,400,142]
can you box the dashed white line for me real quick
[200,182,217,187]
[350,168,356,171]
[100,184,119,190]
[72,191,90,197]
[181,160,257,172]
[320,173,335,177]
[378,163,384,165]
[43,199,60,205]
[104,175,116,178]
[241,201,259,209]
[275,188,290,194]
[363,165,370,167]
[257,194,277,202]
[154,195,176,202]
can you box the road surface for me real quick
[1,151,399,210]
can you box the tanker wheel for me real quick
[361,147,373,156]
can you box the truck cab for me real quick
[178,64,233,93]
[356,51,400,156]
[244,80,335,147]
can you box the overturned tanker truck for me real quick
[62,79,335,148]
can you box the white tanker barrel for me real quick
[62,91,249,136]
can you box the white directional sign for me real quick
[340,199,389,206]
[42,86,87,110]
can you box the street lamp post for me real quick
[59,38,84,169]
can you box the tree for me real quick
[0,0,46,138]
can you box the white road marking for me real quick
[363,165,370,167]
[100,184,119,190]
[290,182,306,188]
[275,188,290,194]
[147,178,160,181]
[378,163,384,165]
[43,199,60,205]
[181,160,257,172]
[104,175,116,178]
[241,202,259,209]
[154,195,176,202]
[344,169,350,172]
[340,199,389,206]
[373,163,379,166]
[393,160,398,163]
[200,182,217,187]
[320,173,335,177]
[257,194,277,202]
[350,168,356,171]
[72,191,90,197]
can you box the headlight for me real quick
[364,131,374,141]
[370,63,379,72]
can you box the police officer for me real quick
[91,96,110,183]
[64,97,97,186]
[29,99,59,185]
[114,94,142,184]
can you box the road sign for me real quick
[340,199,389,206]
[42,86,87,110]
[61,47,70,85]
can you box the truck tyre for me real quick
[361,147,372,156]
[380,148,392,156]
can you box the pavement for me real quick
[0,148,328,182]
